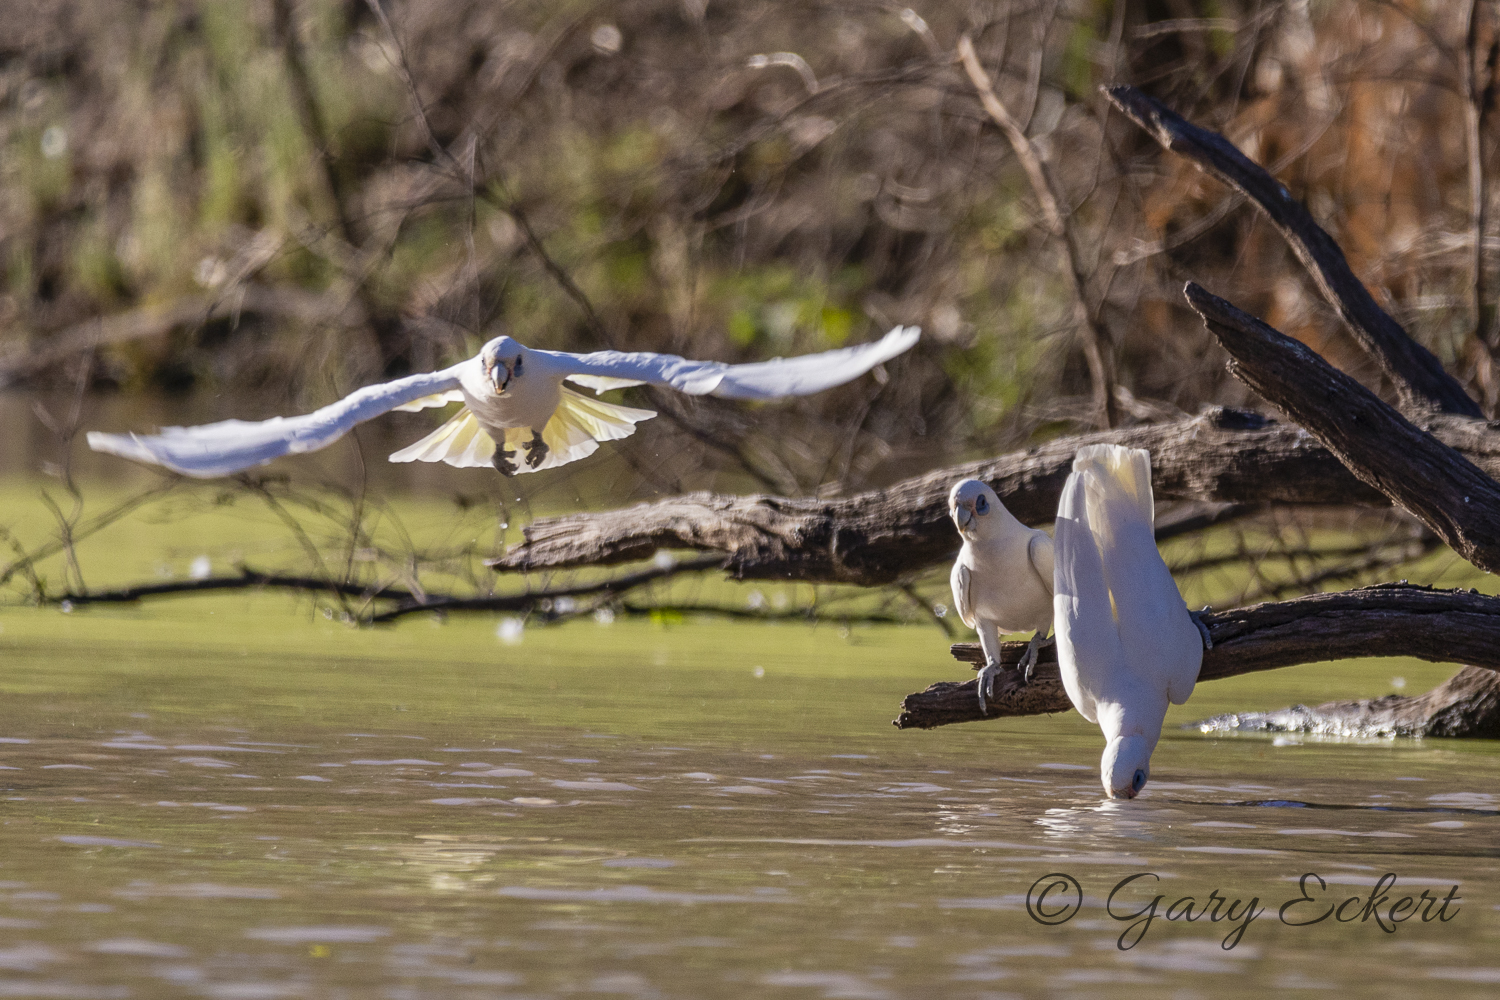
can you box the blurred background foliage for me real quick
[0,0,1498,619]
[2,0,1493,496]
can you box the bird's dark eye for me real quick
[1132,769,1146,792]
[975,495,989,514]
[513,357,522,374]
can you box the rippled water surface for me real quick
[1,601,1497,998]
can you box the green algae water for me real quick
[0,598,1497,999]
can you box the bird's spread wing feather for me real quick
[527,388,656,472]
[950,557,977,630]
[393,389,466,412]
[389,389,655,473]
[544,325,920,400]
[1071,444,1202,706]
[564,374,648,394]
[388,407,497,468]
[86,365,469,477]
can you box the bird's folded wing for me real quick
[87,365,469,478]
[1027,531,1055,598]
[544,325,920,400]
[1053,468,1127,725]
[950,559,978,630]
[388,406,497,468]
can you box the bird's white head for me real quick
[948,479,1002,537]
[1100,734,1153,800]
[479,336,527,394]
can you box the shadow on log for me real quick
[893,584,1500,729]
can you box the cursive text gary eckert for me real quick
[1026,872,1462,951]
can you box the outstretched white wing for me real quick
[87,364,469,478]
[551,325,920,400]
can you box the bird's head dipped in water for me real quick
[948,479,1002,538]
[1100,734,1153,799]
[479,336,526,394]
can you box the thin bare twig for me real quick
[958,34,1118,428]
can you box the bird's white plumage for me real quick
[947,479,1054,712]
[1052,444,1203,799]
[86,326,919,478]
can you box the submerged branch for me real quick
[893,584,1500,729]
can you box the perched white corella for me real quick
[1052,444,1211,800]
[87,326,919,478]
[948,478,1055,714]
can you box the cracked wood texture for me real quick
[494,406,1500,585]
[1106,84,1482,419]
[894,585,1500,729]
[1187,283,1500,575]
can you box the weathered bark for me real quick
[1187,283,1500,575]
[493,406,1500,584]
[1192,666,1500,739]
[894,584,1500,729]
[1105,85,1483,419]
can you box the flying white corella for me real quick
[948,478,1055,714]
[1052,444,1211,800]
[86,326,920,478]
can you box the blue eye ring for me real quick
[975,495,989,514]
[1132,769,1146,793]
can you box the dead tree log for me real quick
[1105,84,1482,419]
[894,584,1500,729]
[1186,284,1500,575]
[493,407,1500,584]
[1192,666,1500,739]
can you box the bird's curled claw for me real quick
[975,661,1001,715]
[1020,631,1054,684]
[524,432,550,469]
[493,450,519,476]
[1189,607,1213,650]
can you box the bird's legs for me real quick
[524,430,549,469]
[975,622,1004,715]
[1020,629,1054,683]
[1189,607,1214,650]
[492,450,518,476]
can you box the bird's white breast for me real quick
[459,360,562,433]
[962,530,1053,633]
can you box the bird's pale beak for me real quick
[953,500,975,531]
[490,361,513,393]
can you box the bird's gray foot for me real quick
[975,661,1002,715]
[1021,632,1054,684]
[1190,607,1213,650]
[492,450,519,476]
[524,431,549,469]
